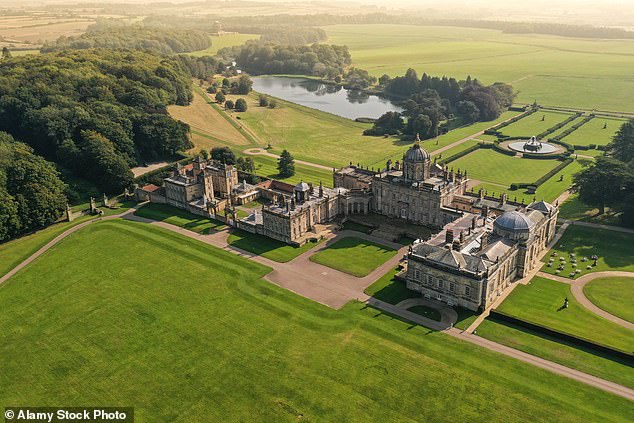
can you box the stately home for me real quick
[334,136,469,228]
[135,139,558,311]
[405,201,558,311]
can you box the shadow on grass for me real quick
[493,319,634,366]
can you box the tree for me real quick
[365,111,403,136]
[236,74,253,94]
[210,147,236,164]
[1,47,11,60]
[378,74,391,86]
[78,130,133,193]
[609,119,634,164]
[407,114,433,138]
[258,94,269,107]
[456,100,480,123]
[235,98,248,112]
[268,99,277,109]
[277,150,295,178]
[225,100,235,110]
[574,157,631,214]
[236,156,255,173]
[344,67,377,89]
[215,91,226,104]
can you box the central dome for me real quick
[404,135,430,162]
[494,211,535,233]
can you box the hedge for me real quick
[535,112,582,139]
[532,158,573,186]
[489,108,536,132]
[492,143,517,156]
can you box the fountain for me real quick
[508,136,560,155]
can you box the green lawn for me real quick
[540,225,634,278]
[368,112,519,169]
[227,229,321,262]
[244,153,334,187]
[134,203,226,234]
[499,110,574,138]
[239,91,516,169]
[0,215,93,278]
[310,237,397,277]
[562,117,627,147]
[451,149,560,185]
[364,266,418,304]
[0,220,631,421]
[584,277,634,323]
[496,276,634,352]
[558,193,623,225]
[325,24,634,112]
[472,158,587,203]
[188,33,260,56]
[478,319,634,388]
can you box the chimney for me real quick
[452,240,461,251]
[445,229,454,244]
[319,181,323,198]
[459,230,465,244]
[501,193,508,205]
[479,188,485,200]
[480,231,489,251]
[308,182,314,196]
[481,205,489,219]
[471,216,477,230]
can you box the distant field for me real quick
[499,110,574,138]
[244,154,334,187]
[189,33,259,56]
[324,24,634,112]
[562,116,627,148]
[168,88,252,151]
[0,18,94,44]
[450,149,560,185]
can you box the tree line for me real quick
[41,25,211,54]
[0,49,200,195]
[367,69,515,138]
[0,132,67,242]
[217,42,351,78]
[574,120,634,227]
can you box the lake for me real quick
[251,76,403,120]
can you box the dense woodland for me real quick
[42,24,211,54]
[0,49,199,196]
[367,69,515,138]
[575,120,634,227]
[0,132,67,242]
[217,42,351,78]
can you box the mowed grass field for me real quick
[134,203,226,234]
[324,24,634,112]
[168,89,251,150]
[450,149,560,185]
[495,276,633,353]
[188,33,260,56]
[227,229,322,262]
[1,219,631,421]
[309,237,397,277]
[244,153,335,187]
[477,318,634,388]
[499,110,574,138]
[472,158,587,203]
[584,277,634,323]
[562,116,628,147]
[540,225,634,278]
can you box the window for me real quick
[465,286,471,297]
[425,275,432,285]
[437,280,443,289]
[449,282,455,292]
[414,269,421,280]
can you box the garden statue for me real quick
[563,297,569,309]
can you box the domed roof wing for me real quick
[294,181,310,192]
[494,211,535,233]
[528,200,554,214]
[404,134,430,162]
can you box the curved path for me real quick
[2,210,634,400]
[395,297,458,327]
[537,271,634,330]
[243,148,334,171]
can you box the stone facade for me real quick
[405,200,559,311]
